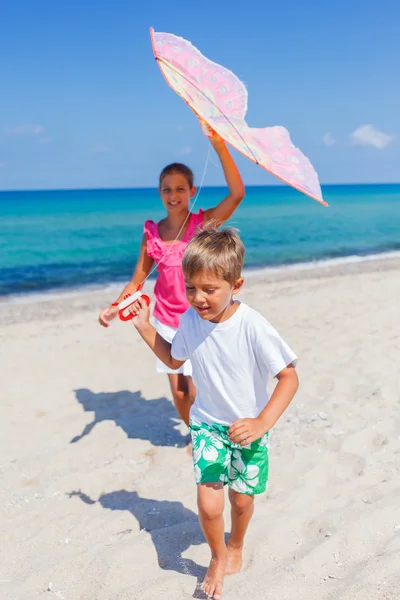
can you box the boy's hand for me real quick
[98,305,119,327]
[228,418,268,447]
[129,296,150,330]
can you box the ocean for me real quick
[1,184,399,297]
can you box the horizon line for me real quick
[1,182,400,194]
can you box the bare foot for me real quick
[202,555,227,599]
[225,542,243,575]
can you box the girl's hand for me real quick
[228,418,267,447]
[129,296,151,331]
[99,305,119,327]
[199,120,224,146]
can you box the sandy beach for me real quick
[1,257,400,600]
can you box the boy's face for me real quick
[184,270,244,323]
[159,173,196,213]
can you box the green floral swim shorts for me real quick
[189,420,269,495]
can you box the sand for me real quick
[1,258,400,600]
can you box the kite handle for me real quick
[117,286,151,322]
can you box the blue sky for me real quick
[0,0,399,190]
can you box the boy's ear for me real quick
[232,277,244,295]
[190,186,197,199]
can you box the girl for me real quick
[98,127,245,426]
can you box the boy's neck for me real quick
[210,300,240,323]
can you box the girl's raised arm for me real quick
[203,131,245,226]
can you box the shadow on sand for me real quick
[70,388,189,448]
[68,489,207,598]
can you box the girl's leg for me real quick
[188,375,197,404]
[226,489,254,575]
[167,374,195,426]
[197,482,227,600]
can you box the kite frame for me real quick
[150,27,327,207]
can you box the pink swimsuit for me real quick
[144,210,204,329]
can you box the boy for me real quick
[130,227,298,600]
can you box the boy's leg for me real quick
[197,482,227,600]
[225,434,269,575]
[226,489,254,575]
[167,373,195,426]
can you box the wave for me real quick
[2,249,400,305]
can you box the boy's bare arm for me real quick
[228,364,299,446]
[258,364,299,430]
[138,324,185,370]
[130,297,185,371]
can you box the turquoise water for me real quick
[1,184,399,296]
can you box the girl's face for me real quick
[159,173,196,213]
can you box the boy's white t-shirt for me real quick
[171,302,297,426]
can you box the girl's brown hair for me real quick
[159,163,194,188]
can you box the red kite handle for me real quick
[117,289,151,322]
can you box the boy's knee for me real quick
[229,490,254,513]
[198,485,224,520]
[198,502,222,521]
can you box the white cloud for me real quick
[323,132,336,146]
[176,125,184,132]
[180,145,192,155]
[0,161,6,168]
[39,136,52,144]
[350,124,395,149]
[5,124,45,137]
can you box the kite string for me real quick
[140,148,211,287]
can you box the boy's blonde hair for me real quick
[182,225,245,285]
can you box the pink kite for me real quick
[150,28,326,207]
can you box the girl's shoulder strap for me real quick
[143,219,158,239]
[143,219,164,260]
[187,209,205,237]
